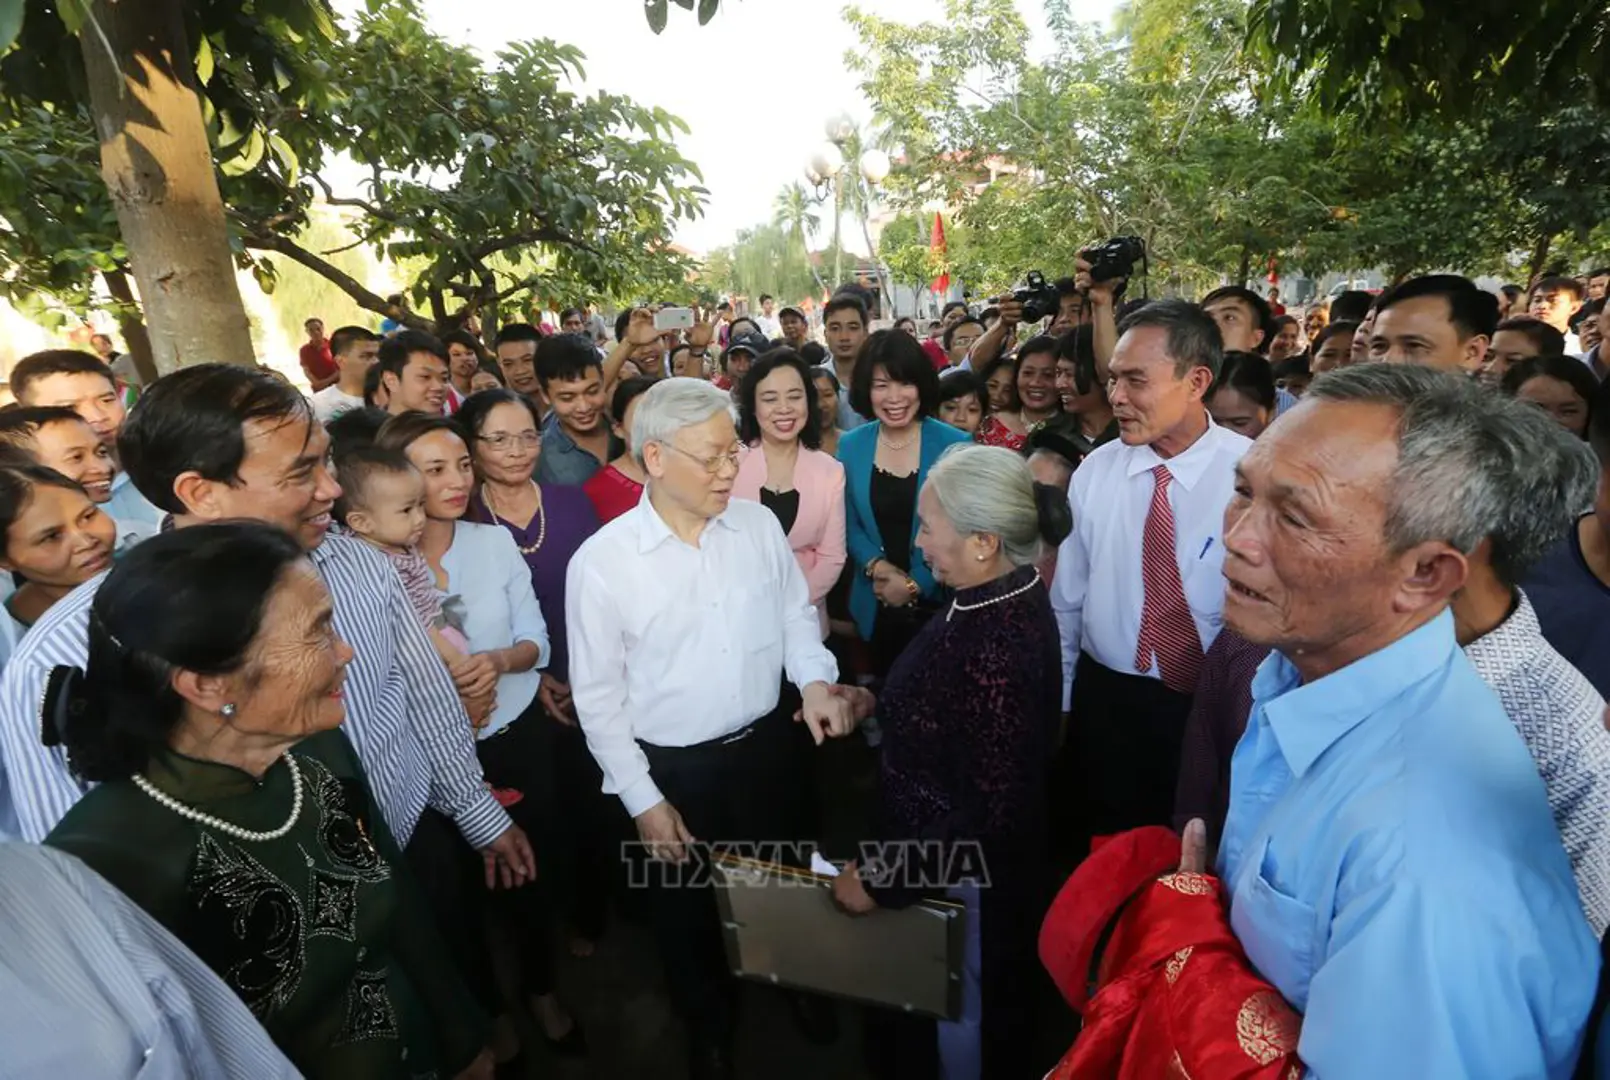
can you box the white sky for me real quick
[403,0,1121,255]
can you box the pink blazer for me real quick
[734,444,847,638]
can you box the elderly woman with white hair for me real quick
[831,444,1071,1080]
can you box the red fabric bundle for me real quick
[1039,826,1302,1080]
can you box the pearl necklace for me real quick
[946,571,1041,622]
[484,480,546,554]
[131,754,305,841]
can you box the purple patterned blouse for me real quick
[466,483,600,684]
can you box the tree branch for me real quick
[243,231,435,331]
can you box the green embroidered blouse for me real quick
[46,729,486,1080]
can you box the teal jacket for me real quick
[836,417,972,638]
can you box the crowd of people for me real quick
[1,256,1610,1080]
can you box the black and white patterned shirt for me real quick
[0,531,509,850]
[1465,590,1610,937]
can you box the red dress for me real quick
[1040,826,1302,1080]
[977,414,1026,451]
[581,463,643,524]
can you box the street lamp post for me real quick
[806,113,892,305]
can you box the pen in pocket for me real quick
[1199,538,1213,559]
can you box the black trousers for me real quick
[633,684,812,1049]
[475,707,559,1000]
[404,706,561,1015]
[551,718,624,941]
[1056,652,1194,860]
[405,806,502,1014]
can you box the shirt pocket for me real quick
[733,581,782,654]
[1235,837,1319,1011]
[1180,534,1227,632]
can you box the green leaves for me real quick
[646,0,722,33]
[0,0,23,54]
[1248,0,1608,119]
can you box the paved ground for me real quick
[503,733,1077,1079]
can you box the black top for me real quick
[869,467,918,572]
[759,487,800,536]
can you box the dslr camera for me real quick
[1012,270,1061,324]
[1082,236,1146,284]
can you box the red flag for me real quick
[930,212,949,295]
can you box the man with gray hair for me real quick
[1215,363,1598,1076]
[565,377,854,1080]
[1176,376,1610,933]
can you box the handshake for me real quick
[796,681,877,745]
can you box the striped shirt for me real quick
[0,842,299,1079]
[0,531,508,849]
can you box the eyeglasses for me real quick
[662,442,742,475]
[478,432,541,451]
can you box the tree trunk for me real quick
[1236,244,1253,287]
[79,0,255,373]
[1527,233,1554,287]
[101,265,158,385]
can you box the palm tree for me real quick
[773,182,829,296]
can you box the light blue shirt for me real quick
[104,472,165,551]
[0,843,298,1079]
[836,386,869,431]
[1219,610,1599,1078]
[440,520,549,738]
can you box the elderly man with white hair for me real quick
[565,377,855,1080]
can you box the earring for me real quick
[976,554,986,561]
[221,703,237,719]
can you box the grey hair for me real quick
[1117,298,1224,379]
[630,377,736,468]
[1304,364,1600,580]
[1477,391,1600,586]
[924,444,1043,568]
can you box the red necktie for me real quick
[1134,465,1203,692]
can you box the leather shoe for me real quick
[688,1041,735,1080]
[786,990,840,1045]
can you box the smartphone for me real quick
[654,306,694,332]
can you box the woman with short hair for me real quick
[44,523,492,1079]
[839,332,971,676]
[831,445,1070,1080]
[734,350,847,639]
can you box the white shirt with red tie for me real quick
[1050,415,1251,709]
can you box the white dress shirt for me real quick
[439,519,550,738]
[1051,417,1251,707]
[566,492,838,817]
